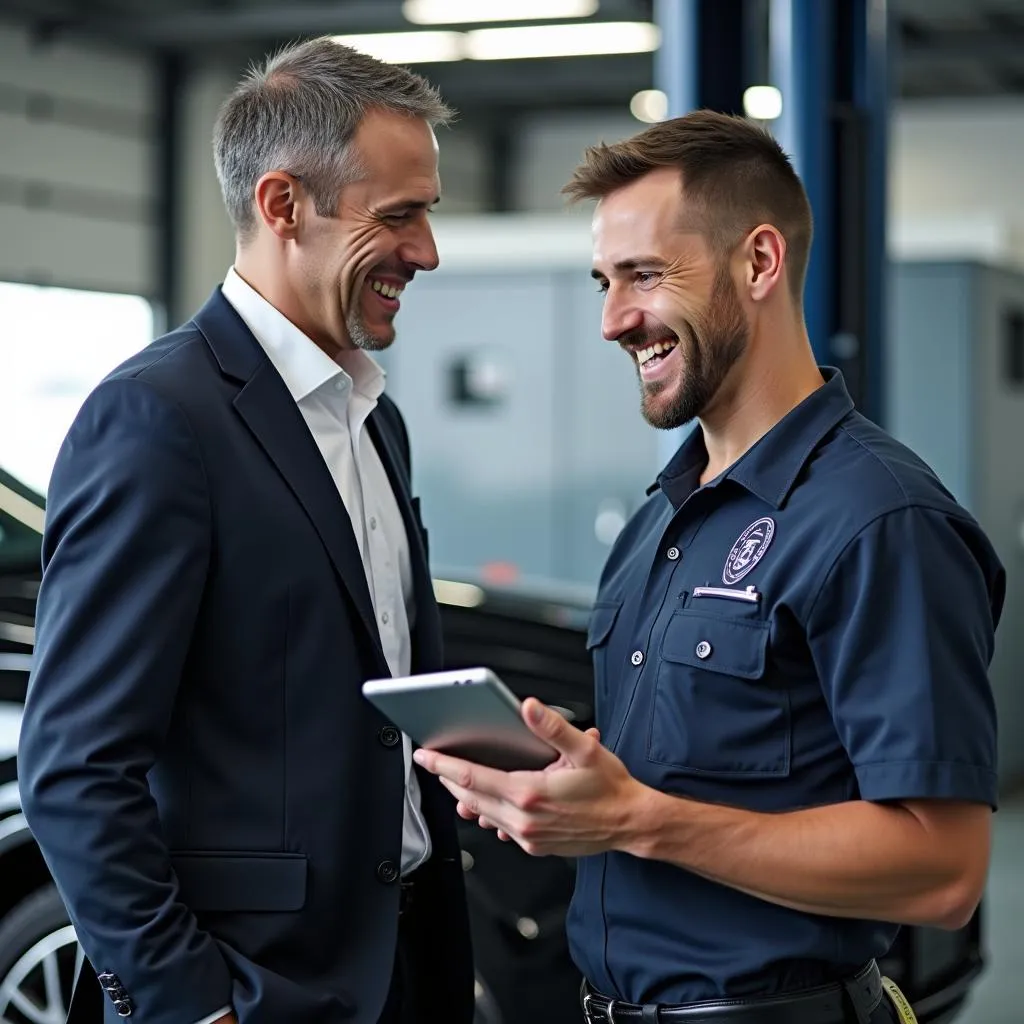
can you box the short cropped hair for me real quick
[563,110,813,303]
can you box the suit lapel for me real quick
[194,290,387,671]
[367,409,443,674]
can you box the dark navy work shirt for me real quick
[566,369,1004,1005]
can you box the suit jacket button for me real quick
[379,726,401,748]
[113,998,134,1016]
[376,860,399,884]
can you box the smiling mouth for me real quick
[634,339,678,366]
[369,277,405,300]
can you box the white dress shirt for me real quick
[192,269,432,1024]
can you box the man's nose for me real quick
[401,222,440,272]
[602,292,644,342]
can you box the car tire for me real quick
[0,883,79,1021]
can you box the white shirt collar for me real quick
[221,266,385,405]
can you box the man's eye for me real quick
[595,281,609,295]
[636,272,659,287]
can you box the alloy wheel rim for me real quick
[0,925,81,1024]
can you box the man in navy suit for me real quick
[18,36,474,1024]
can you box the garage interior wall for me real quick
[0,21,157,298]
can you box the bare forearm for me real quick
[622,787,989,929]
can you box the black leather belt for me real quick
[582,961,883,1024]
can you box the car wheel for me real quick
[0,884,80,1024]
[0,885,508,1024]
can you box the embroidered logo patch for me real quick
[723,517,775,585]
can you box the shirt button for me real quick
[695,640,713,660]
[379,726,401,748]
[381,611,390,625]
[334,379,344,391]
[630,650,644,666]
[667,546,680,561]
[377,860,399,885]
[370,516,378,530]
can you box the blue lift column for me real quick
[653,0,890,449]
[652,0,750,464]
[771,0,891,425]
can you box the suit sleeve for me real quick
[18,377,234,1023]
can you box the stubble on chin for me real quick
[345,311,395,353]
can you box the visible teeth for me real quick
[370,280,403,299]
[636,341,678,365]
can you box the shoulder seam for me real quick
[835,422,978,522]
[113,329,204,382]
[835,422,911,505]
[803,502,975,626]
[90,375,215,541]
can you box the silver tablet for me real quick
[362,667,558,772]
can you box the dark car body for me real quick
[0,470,985,1023]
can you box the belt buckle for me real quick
[582,992,617,1023]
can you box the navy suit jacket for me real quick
[18,290,475,1024]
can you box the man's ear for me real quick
[742,224,787,302]
[252,171,303,241]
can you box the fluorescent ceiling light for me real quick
[466,21,660,60]
[630,88,667,123]
[744,85,783,120]
[404,0,599,25]
[333,22,659,64]
[331,30,464,63]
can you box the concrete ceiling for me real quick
[2,0,1024,112]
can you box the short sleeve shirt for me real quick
[566,369,1004,1005]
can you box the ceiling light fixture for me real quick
[335,22,660,63]
[331,30,465,64]
[465,21,661,60]
[743,85,783,120]
[630,88,668,123]
[403,0,599,25]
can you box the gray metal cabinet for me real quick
[382,267,661,586]
[888,260,1024,789]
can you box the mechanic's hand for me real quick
[415,699,645,857]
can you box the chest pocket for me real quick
[586,600,621,723]
[648,610,790,777]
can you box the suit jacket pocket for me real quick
[171,851,307,913]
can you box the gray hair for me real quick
[213,36,455,242]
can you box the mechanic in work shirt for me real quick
[414,110,1004,1024]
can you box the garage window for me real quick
[0,281,153,496]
